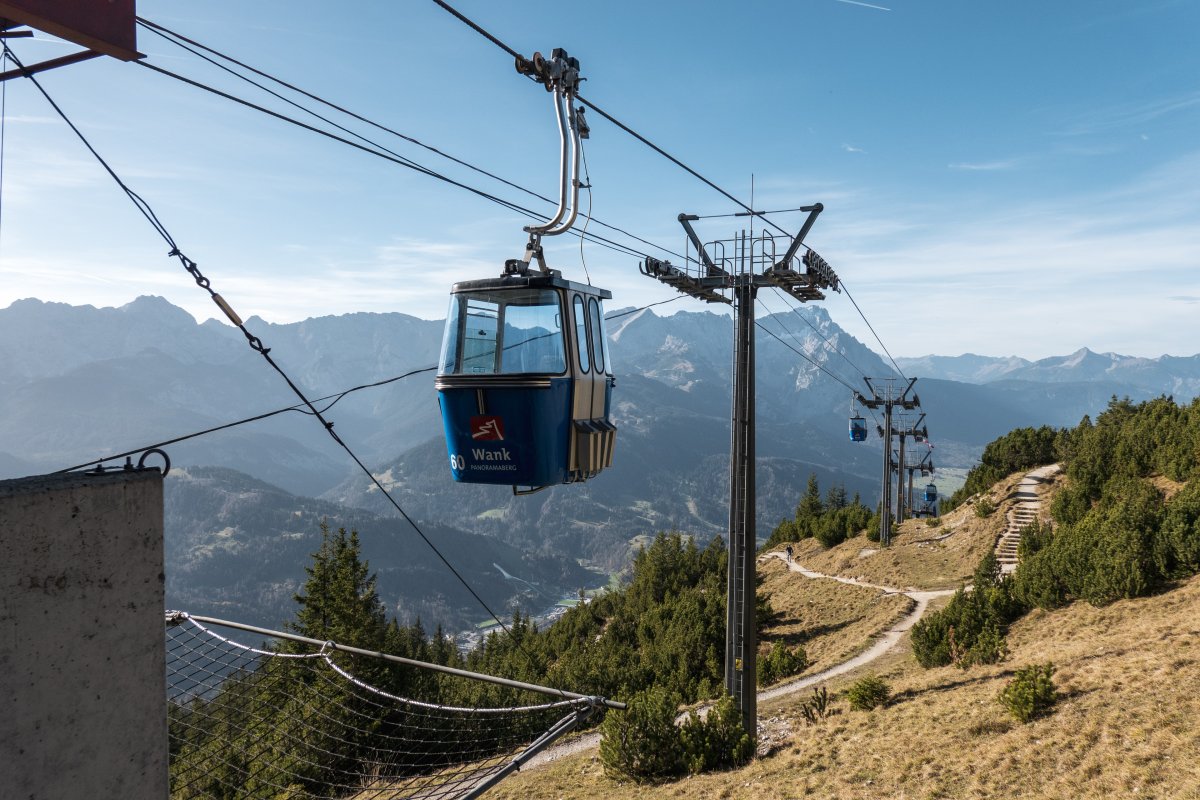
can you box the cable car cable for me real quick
[429,0,525,62]
[606,294,685,320]
[145,10,911,395]
[51,365,438,475]
[426,1,795,239]
[768,287,872,381]
[135,17,686,264]
[137,22,439,177]
[426,0,919,392]
[12,56,566,691]
[133,58,655,263]
[755,293,861,392]
[836,282,909,382]
[764,287,873,384]
[577,142,594,285]
[753,311,858,394]
[753,297,887,431]
[575,93,792,240]
[2,46,178,247]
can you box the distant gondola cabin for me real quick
[849,415,868,442]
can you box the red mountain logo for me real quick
[470,416,505,441]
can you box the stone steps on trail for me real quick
[993,465,1060,575]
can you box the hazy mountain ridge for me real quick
[897,348,1200,399]
[5,295,1193,628]
[165,465,597,631]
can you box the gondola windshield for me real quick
[440,289,566,376]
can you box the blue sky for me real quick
[0,0,1197,359]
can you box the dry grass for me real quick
[756,556,913,680]
[486,573,1200,800]
[770,470,1059,592]
[1150,474,1186,501]
[481,468,1200,799]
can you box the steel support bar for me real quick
[774,203,824,268]
[0,49,100,81]
[880,401,893,546]
[902,465,912,515]
[174,612,625,710]
[463,706,594,800]
[679,214,726,277]
[725,277,757,737]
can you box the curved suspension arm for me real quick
[524,88,572,236]
[540,90,584,237]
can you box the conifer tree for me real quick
[289,520,388,652]
[797,473,824,521]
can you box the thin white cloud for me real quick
[948,159,1019,171]
[811,149,1200,358]
[1057,90,1200,137]
[842,143,866,154]
[834,0,892,10]
[1,115,58,125]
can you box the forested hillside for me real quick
[914,395,1200,672]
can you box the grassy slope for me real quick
[790,468,1062,590]
[487,469,1200,799]
[757,555,913,678]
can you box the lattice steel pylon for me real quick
[856,378,920,545]
[165,611,621,800]
[639,206,840,739]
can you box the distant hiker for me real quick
[785,545,794,563]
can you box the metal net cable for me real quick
[166,613,599,800]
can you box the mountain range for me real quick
[4,295,1197,631]
[897,349,1200,397]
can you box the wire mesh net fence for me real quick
[166,612,603,800]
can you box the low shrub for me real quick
[846,675,889,710]
[998,663,1057,723]
[799,686,832,725]
[912,553,1022,669]
[975,498,997,518]
[679,694,754,774]
[1016,520,1053,559]
[757,640,807,686]
[600,689,756,782]
[925,517,943,528]
[599,686,684,782]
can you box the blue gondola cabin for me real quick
[436,272,616,491]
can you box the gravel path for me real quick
[756,555,953,703]
[522,555,954,769]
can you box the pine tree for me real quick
[797,473,824,519]
[825,483,848,511]
[289,520,388,652]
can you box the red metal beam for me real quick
[0,0,140,61]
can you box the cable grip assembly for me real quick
[505,48,588,276]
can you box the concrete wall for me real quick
[0,469,166,800]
